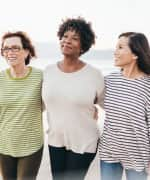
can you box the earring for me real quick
[80,49,83,54]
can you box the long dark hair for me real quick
[119,32,150,74]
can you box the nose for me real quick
[65,38,71,44]
[114,48,118,56]
[63,36,72,44]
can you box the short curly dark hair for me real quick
[57,17,96,55]
[1,31,36,65]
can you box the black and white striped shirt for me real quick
[99,71,150,171]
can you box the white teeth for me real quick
[8,57,16,59]
[8,58,16,61]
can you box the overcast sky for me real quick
[0,0,149,49]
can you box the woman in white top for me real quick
[99,32,150,180]
[42,17,104,180]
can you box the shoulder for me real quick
[145,75,150,83]
[86,64,104,79]
[30,67,43,79]
[105,71,121,80]
[44,64,56,72]
[0,69,6,74]
[31,66,42,73]
[86,64,104,89]
[143,75,150,90]
[43,64,57,76]
[0,68,9,76]
[0,69,6,79]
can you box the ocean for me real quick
[0,57,117,75]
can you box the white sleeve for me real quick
[95,71,105,108]
[97,87,105,108]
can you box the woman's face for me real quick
[60,30,81,57]
[2,36,28,67]
[114,36,137,68]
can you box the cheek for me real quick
[75,47,81,55]
[16,54,26,62]
[23,51,29,58]
[75,43,82,51]
[60,39,63,45]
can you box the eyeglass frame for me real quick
[1,45,24,54]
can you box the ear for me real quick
[132,54,138,60]
[80,49,84,55]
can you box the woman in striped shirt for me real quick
[99,32,150,180]
[0,31,44,180]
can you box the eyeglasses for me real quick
[1,45,23,54]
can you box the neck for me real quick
[58,58,85,73]
[122,64,146,79]
[63,56,80,65]
[10,65,29,78]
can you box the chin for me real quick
[8,62,18,67]
[114,62,122,67]
[114,62,118,67]
[62,51,69,55]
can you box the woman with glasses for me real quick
[0,31,44,180]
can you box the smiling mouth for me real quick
[8,57,17,61]
[62,44,72,49]
[114,57,120,61]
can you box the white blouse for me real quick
[42,63,104,154]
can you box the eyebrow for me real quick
[3,45,22,47]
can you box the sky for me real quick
[0,0,150,49]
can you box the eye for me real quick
[73,37,79,41]
[2,47,9,51]
[12,46,21,50]
[63,34,68,38]
[1,45,22,54]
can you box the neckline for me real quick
[6,66,32,80]
[120,71,149,81]
[56,62,89,75]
